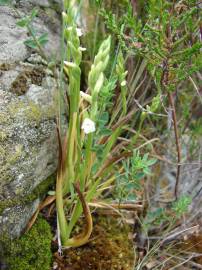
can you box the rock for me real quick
[0,6,28,63]
[0,0,62,245]
[27,0,50,8]
[155,133,202,216]
[0,199,40,237]
[0,71,58,237]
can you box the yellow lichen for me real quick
[26,101,42,123]
[0,131,8,141]
[0,111,10,124]
[8,100,26,118]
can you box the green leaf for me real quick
[98,112,109,127]
[38,33,49,47]
[143,167,151,175]
[135,172,145,180]
[24,38,37,49]
[91,163,99,174]
[24,33,48,49]
[16,18,29,27]
[29,25,36,36]
[143,153,149,161]
[147,158,157,166]
[0,0,12,5]
[91,144,104,152]
[172,195,192,217]
[31,8,38,19]
[100,127,122,165]
[99,128,112,136]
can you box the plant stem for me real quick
[64,182,93,247]
[56,174,68,244]
[162,21,181,200]
[168,92,181,200]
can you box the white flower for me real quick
[79,47,86,51]
[64,61,77,68]
[121,80,127,87]
[76,28,83,37]
[81,118,96,134]
[67,26,73,32]
[66,27,83,37]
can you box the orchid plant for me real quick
[56,1,112,248]
[56,0,156,250]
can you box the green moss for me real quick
[64,216,134,270]
[4,216,53,270]
[0,174,55,215]
[10,68,46,96]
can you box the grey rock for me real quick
[28,0,50,8]
[0,6,28,63]
[0,1,62,240]
[0,199,40,237]
[0,75,58,234]
[156,133,202,216]
[18,0,62,10]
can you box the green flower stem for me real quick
[56,174,68,244]
[100,127,122,166]
[67,112,77,183]
[57,19,112,247]
[80,133,93,191]
[65,179,99,241]
[56,8,82,245]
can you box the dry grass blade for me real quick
[25,195,56,232]
[161,225,200,245]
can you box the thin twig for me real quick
[168,92,181,200]
[160,225,199,245]
[161,21,182,200]
[89,201,143,212]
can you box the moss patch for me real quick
[0,175,55,215]
[10,67,46,95]
[0,63,11,71]
[3,216,52,270]
[59,216,134,270]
